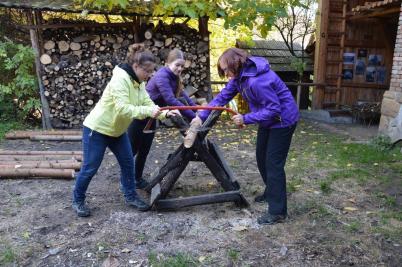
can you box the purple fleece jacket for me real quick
[199,57,299,128]
[146,67,196,120]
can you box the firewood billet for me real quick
[2,160,78,164]
[0,168,75,179]
[5,130,82,139]
[30,135,82,141]
[0,155,82,161]
[0,150,82,155]
[0,162,81,170]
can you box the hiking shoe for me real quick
[72,201,90,217]
[136,178,150,190]
[257,213,286,225]
[126,197,150,211]
[254,194,267,203]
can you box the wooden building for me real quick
[314,0,402,141]
[0,0,211,129]
[236,39,314,109]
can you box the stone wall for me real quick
[379,4,402,143]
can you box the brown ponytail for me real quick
[126,43,155,66]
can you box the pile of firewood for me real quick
[0,150,82,179]
[5,130,82,141]
[40,20,209,128]
[351,102,381,125]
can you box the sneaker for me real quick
[136,178,150,190]
[257,213,286,225]
[125,197,150,211]
[254,194,267,203]
[72,201,90,217]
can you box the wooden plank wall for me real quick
[315,0,398,109]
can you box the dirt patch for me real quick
[0,119,401,266]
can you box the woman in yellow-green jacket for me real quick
[72,44,179,217]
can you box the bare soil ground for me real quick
[0,119,401,267]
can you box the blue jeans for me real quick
[73,126,137,203]
[256,124,297,215]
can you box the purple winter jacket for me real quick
[199,57,299,129]
[146,66,196,120]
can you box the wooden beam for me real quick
[154,191,249,210]
[312,0,329,109]
[348,6,401,20]
[20,22,135,30]
[26,10,52,129]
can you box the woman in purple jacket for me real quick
[127,49,196,189]
[192,48,299,225]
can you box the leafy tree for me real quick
[0,41,41,121]
[77,0,301,38]
[272,0,317,81]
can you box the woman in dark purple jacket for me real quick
[128,49,195,189]
[193,48,299,225]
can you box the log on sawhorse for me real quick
[144,110,249,211]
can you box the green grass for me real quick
[287,178,303,193]
[0,245,17,265]
[345,221,362,233]
[148,252,198,267]
[227,248,240,263]
[319,180,332,194]
[0,120,29,141]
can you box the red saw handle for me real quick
[143,106,243,133]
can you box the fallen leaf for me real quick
[343,207,358,212]
[280,245,288,256]
[102,255,119,267]
[121,248,131,253]
[232,225,248,232]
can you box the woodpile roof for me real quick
[236,40,313,72]
[0,0,154,15]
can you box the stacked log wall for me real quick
[39,20,210,128]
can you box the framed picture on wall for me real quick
[377,65,386,84]
[368,54,383,66]
[355,59,366,75]
[343,52,356,64]
[366,66,376,82]
[358,49,367,58]
[342,67,354,81]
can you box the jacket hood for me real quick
[241,56,271,77]
[117,63,140,83]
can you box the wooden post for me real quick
[198,16,212,101]
[133,16,141,43]
[26,10,52,129]
[296,84,302,109]
[312,0,329,109]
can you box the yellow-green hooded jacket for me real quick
[83,66,166,137]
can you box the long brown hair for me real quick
[166,48,185,97]
[217,48,249,78]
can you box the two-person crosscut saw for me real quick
[143,105,244,133]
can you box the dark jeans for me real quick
[256,123,297,215]
[127,119,156,181]
[73,126,137,203]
